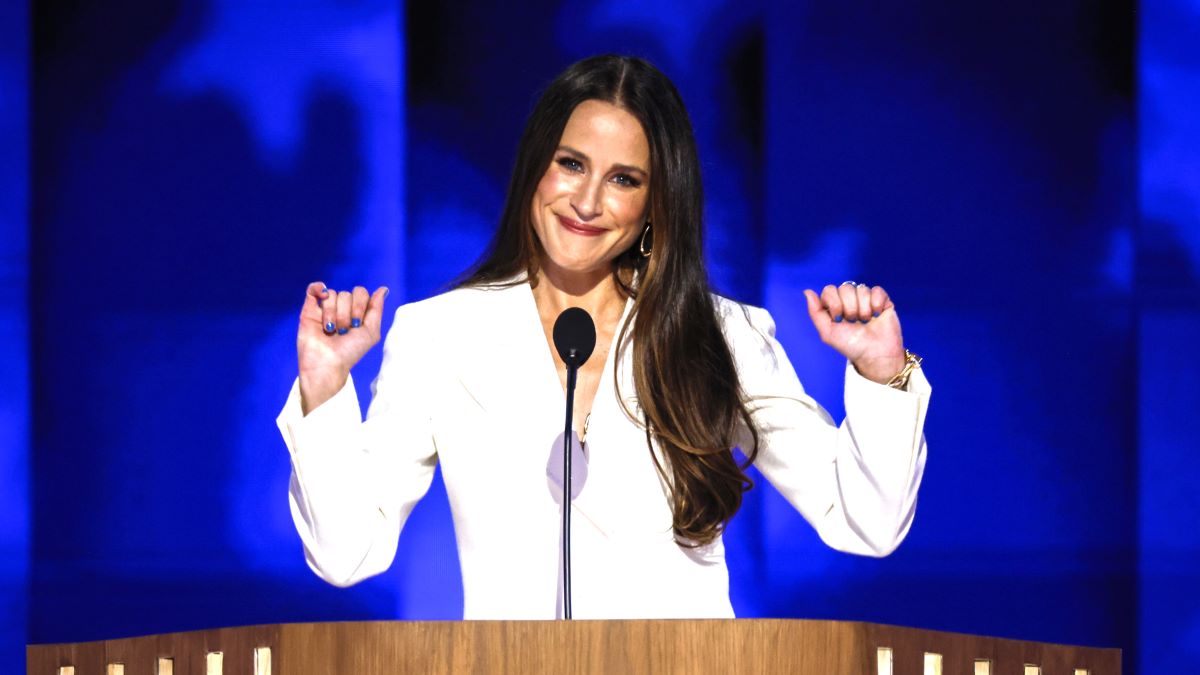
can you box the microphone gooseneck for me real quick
[551,307,596,620]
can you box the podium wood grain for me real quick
[28,619,1121,675]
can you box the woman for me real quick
[278,55,929,619]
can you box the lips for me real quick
[557,214,607,236]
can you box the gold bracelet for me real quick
[886,350,923,389]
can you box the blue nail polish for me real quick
[351,318,362,328]
[337,327,348,335]
[324,322,335,333]
[834,316,843,323]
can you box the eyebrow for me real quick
[558,145,649,176]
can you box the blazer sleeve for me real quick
[276,303,439,586]
[728,303,930,557]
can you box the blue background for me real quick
[3,1,1197,673]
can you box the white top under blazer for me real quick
[277,280,930,619]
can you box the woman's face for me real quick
[531,99,651,279]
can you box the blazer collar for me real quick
[453,278,638,419]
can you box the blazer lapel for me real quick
[453,281,562,418]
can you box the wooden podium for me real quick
[27,620,1121,674]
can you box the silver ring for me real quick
[840,280,861,287]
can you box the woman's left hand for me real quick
[803,283,907,385]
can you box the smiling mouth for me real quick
[557,214,607,236]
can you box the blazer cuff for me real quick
[276,375,362,459]
[842,360,930,475]
[844,359,931,409]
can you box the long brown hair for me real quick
[460,55,759,546]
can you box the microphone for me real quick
[552,307,595,620]
[553,307,597,369]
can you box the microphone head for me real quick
[552,307,597,367]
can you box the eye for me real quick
[612,173,642,188]
[556,156,584,172]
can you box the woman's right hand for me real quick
[297,281,390,414]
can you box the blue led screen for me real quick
[1,0,30,667]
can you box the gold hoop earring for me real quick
[639,223,652,258]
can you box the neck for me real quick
[533,264,625,322]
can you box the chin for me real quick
[543,252,612,278]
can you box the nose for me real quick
[570,177,603,220]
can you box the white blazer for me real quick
[277,281,930,619]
